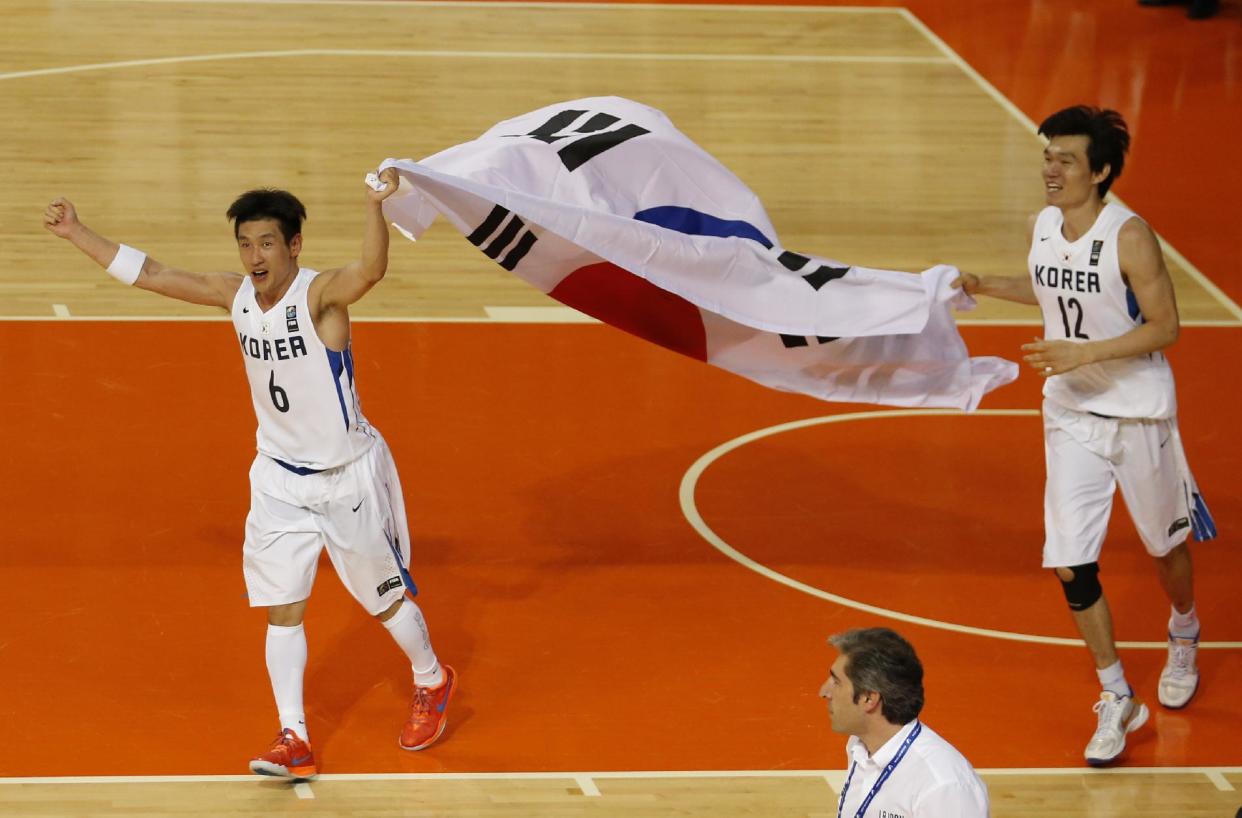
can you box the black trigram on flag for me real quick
[506,109,650,172]
[466,205,539,272]
[775,250,846,348]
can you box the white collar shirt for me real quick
[838,721,990,818]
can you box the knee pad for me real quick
[1058,562,1102,611]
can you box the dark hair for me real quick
[1038,106,1131,198]
[226,189,307,243]
[828,628,924,725]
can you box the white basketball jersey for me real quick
[231,268,376,470]
[1028,203,1176,419]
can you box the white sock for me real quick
[1169,604,1199,639]
[265,623,309,743]
[1096,659,1130,698]
[382,598,443,688]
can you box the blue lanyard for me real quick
[837,721,922,818]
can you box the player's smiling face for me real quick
[1043,135,1108,209]
[237,218,301,303]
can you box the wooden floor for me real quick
[1,0,1238,323]
[4,771,1242,817]
[2,1,1240,817]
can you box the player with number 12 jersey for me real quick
[1028,201,1176,419]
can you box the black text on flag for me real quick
[508,109,651,172]
[778,251,850,292]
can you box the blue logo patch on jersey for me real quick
[286,305,299,333]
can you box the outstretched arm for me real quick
[43,198,241,309]
[951,270,1039,304]
[311,168,400,316]
[950,212,1039,305]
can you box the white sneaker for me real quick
[1084,691,1149,766]
[1158,633,1200,709]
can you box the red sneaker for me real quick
[249,728,318,779]
[399,665,457,750]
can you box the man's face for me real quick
[819,654,867,736]
[1042,135,1108,208]
[237,218,301,299]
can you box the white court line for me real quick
[2,766,1239,785]
[78,0,906,13]
[51,304,70,317]
[0,770,856,785]
[1157,240,1242,322]
[980,766,1242,777]
[0,314,498,323]
[574,775,601,796]
[485,306,599,323]
[898,9,1242,325]
[0,48,947,83]
[293,781,315,798]
[5,314,1238,327]
[1206,770,1235,791]
[954,318,1242,328]
[1,314,231,322]
[0,314,505,323]
[679,409,1242,650]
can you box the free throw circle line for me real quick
[679,408,1239,650]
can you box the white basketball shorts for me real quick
[1042,398,1202,568]
[242,433,416,615]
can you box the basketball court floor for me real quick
[1,0,1239,815]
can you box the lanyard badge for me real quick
[837,721,923,818]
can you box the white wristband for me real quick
[106,244,146,286]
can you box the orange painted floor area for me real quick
[0,321,1237,777]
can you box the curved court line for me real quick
[680,409,1240,650]
[0,48,949,83]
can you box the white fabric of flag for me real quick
[378,96,1017,410]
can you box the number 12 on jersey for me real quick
[1057,296,1090,339]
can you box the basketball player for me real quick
[42,170,456,779]
[953,106,1215,765]
[821,628,989,817]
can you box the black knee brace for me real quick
[1058,562,1102,611]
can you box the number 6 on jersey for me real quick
[269,370,291,413]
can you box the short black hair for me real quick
[1038,105,1131,198]
[226,189,307,243]
[828,628,924,725]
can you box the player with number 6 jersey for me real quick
[42,173,457,781]
[233,267,376,471]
